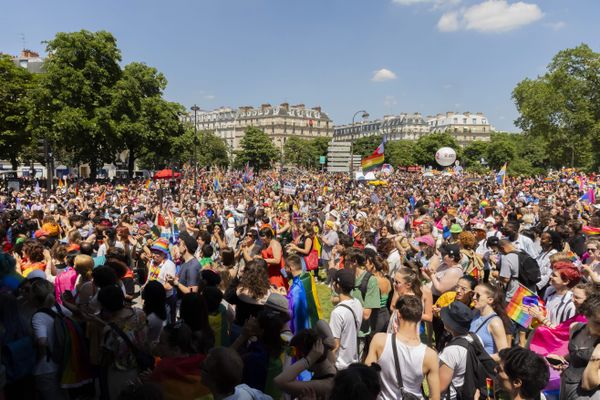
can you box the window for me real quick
[473,118,477,125]
[463,118,467,124]
[453,118,458,124]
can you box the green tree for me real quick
[353,135,383,157]
[0,55,34,169]
[513,44,600,169]
[234,126,279,171]
[386,140,416,166]
[283,137,331,169]
[310,137,331,167]
[462,141,489,168]
[29,30,122,179]
[485,132,517,169]
[413,132,461,166]
[112,62,184,177]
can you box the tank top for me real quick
[378,334,426,400]
[469,312,498,355]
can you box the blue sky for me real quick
[1,0,598,131]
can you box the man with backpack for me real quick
[439,301,497,400]
[493,240,540,301]
[342,248,380,360]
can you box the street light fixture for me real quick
[349,110,369,175]
[191,104,200,187]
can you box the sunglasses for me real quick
[473,293,482,299]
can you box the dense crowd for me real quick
[0,167,599,400]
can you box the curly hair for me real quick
[26,240,45,263]
[458,231,477,250]
[239,260,271,300]
[552,261,582,288]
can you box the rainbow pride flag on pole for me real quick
[361,139,385,173]
[506,284,544,328]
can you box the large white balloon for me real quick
[435,147,457,167]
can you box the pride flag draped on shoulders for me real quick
[287,271,323,334]
[361,138,385,173]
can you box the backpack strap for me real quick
[358,271,372,301]
[473,314,497,334]
[390,333,406,391]
[336,303,360,355]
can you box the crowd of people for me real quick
[0,166,599,400]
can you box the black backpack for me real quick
[447,333,498,400]
[514,251,541,287]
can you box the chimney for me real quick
[312,106,321,112]
[464,111,471,116]
[280,102,289,111]
[446,111,455,117]
[292,104,305,109]
[476,112,484,116]
[260,103,271,110]
[21,49,39,58]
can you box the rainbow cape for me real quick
[361,139,385,173]
[287,272,323,334]
[150,354,211,400]
[505,283,544,328]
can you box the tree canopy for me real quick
[513,44,599,170]
[233,127,280,171]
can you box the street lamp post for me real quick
[191,104,200,187]
[349,110,369,175]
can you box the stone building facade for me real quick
[182,103,333,152]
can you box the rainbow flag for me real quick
[580,188,596,204]
[506,284,544,328]
[583,225,600,235]
[287,272,323,334]
[149,354,211,400]
[144,179,153,189]
[361,139,385,173]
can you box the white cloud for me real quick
[547,21,566,31]
[203,94,216,100]
[438,11,460,31]
[438,0,543,33]
[372,68,397,82]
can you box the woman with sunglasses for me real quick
[470,283,510,361]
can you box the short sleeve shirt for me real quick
[329,298,363,369]
[351,271,381,337]
[439,335,474,400]
[178,257,201,288]
[499,253,519,301]
[32,305,73,375]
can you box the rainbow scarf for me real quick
[505,284,545,329]
[149,354,211,400]
[287,272,323,334]
[583,225,600,235]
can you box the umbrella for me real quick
[153,169,182,179]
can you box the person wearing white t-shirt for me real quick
[330,269,363,370]
[148,245,177,323]
[438,301,476,400]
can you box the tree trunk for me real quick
[10,156,18,171]
[128,148,135,179]
[90,158,98,181]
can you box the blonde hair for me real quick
[74,254,94,280]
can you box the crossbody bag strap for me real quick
[390,333,405,390]
[108,322,138,353]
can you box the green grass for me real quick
[316,282,335,321]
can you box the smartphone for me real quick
[546,356,566,366]
[523,296,539,306]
